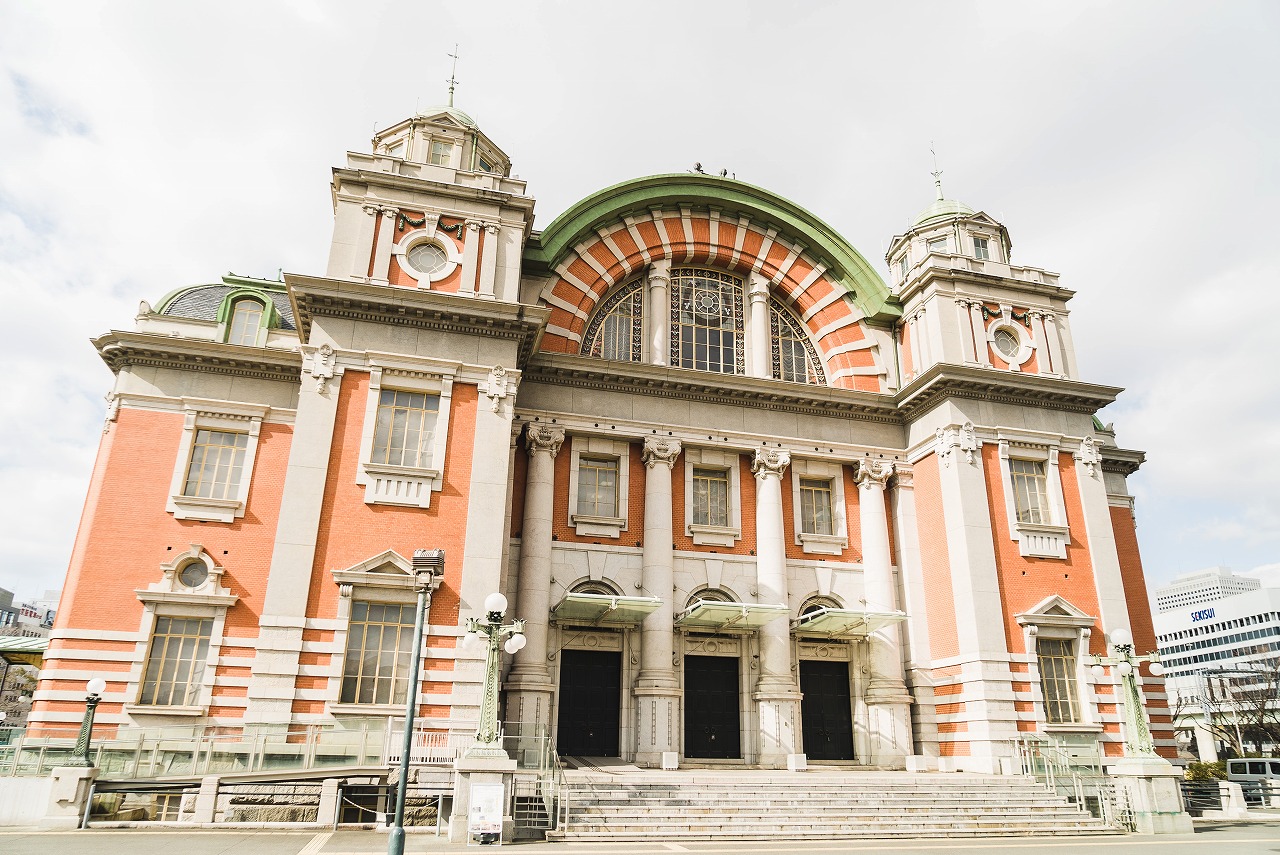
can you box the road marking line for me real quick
[297,831,332,855]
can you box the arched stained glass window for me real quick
[583,280,643,362]
[770,300,826,385]
[670,269,745,374]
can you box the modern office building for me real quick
[1154,567,1261,613]
[31,103,1172,770]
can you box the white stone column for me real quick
[748,275,771,379]
[889,466,938,760]
[969,303,991,367]
[350,205,379,279]
[459,220,481,297]
[751,448,802,768]
[477,224,499,299]
[1028,311,1052,375]
[856,458,913,766]
[955,298,978,365]
[635,437,682,767]
[648,260,671,366]
[504,424,563,729]
[369,208,396,283]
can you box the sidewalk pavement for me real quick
[1,823,1279,855]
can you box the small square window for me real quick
[973,237,990,260]
[428,140,453,166]
[927,238,948,254]
[576,457,619,518]
[139,616,213,706]
[692,467,731,528]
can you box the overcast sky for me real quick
[1,1,1277,605]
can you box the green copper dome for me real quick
[417,105,477,129]
[913,197,975,227]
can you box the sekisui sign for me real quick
[1191,607,1216,622]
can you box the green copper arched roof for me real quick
[525,174,900,320]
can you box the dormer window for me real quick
[227,299,264,346]
[973,237,990,260]
[428,140,453,166]
[385,139,406,158]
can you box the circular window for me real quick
[993,327,1021,359]
[406,242,449,276]
[178,562,209,589]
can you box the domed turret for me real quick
[370,105,511,177]
[913,196,975,227]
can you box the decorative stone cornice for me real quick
[525,354,901,424]
[896,362,1121,417]
[856,458,895,490]
[751,448,791,479]
[525,423,565,458]
[94,331,302,383]
[1100,447,1146,476]
[286,273,550,364]
[642,436,682,469]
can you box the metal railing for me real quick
[1008,733,1132,830]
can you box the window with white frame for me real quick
[899,254,909,280]
[583,280,643,363]
[927,237,948,254]
[139,616,212,706]
[392,227,461,286]
[998,438,1070,559]
[356,361,456,509]
[428,139,454,166]
[973,236,990,261]
[789,459,848,555]
[227,299,264,346]
[567,435,631,537]
[684,448,742,546]
[167,400,269,523]
[1036,637,1080,723]
[340,601,417,705]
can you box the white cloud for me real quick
[0,0,1277,597]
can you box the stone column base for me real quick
[866,701,913,768]
[503,684,554,731]
[1106,757,1194,834]
[753,691,801,768]
[634,690,680,767]
[41,766,99,829]
[449,754,518,843]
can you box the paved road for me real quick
[1,824,1279,855]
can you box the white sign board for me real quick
[468,781,505,836]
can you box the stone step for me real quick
[548,828,1119,841]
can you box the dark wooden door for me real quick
[799,659,855,761]
[684,655,741,759]
[556,649,621,756]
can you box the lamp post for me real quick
[461,592,525,760]
[387,549,445,855]
[65,678,107,767]
[1086,627,1165,758]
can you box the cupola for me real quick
[370,105,512,177]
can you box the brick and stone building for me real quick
[32,104,1172,770]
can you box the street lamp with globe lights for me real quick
[1086,627,1165,757]
[65,678,107,767]
[461,592,525,760]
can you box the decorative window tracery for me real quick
[770,300,825,385]
[584,280,643,362]
[670,269,745,374]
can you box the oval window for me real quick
[178,562,209,589]
[406,242,448,276]
[993,327,1020,359]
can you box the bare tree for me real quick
[1200,659,1280,757]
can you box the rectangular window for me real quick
[927,238,948,254]
[428,140,453,166]
[692,467,731,527]
[1009,458,1049,524]
[228,300,263,346]
[184,430,248,500]
[340,601,416,705]
[371,390,440,469]
[1036,638,1079,723]
[139,617,212,706]
[899,254,909,279]
[973,237,990,260]
[799,478,834,535]
[576,457,620,518]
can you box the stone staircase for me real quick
[546,769,1121,841]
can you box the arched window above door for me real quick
[583,279,643,363]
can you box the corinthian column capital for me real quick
[855,458,894,491]
[524,424,565,458]
[642,436,682,469]
[751,448,791,480]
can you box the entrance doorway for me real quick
[556,649,621,756]
[684,655,740,759]
[799,659,855,761]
